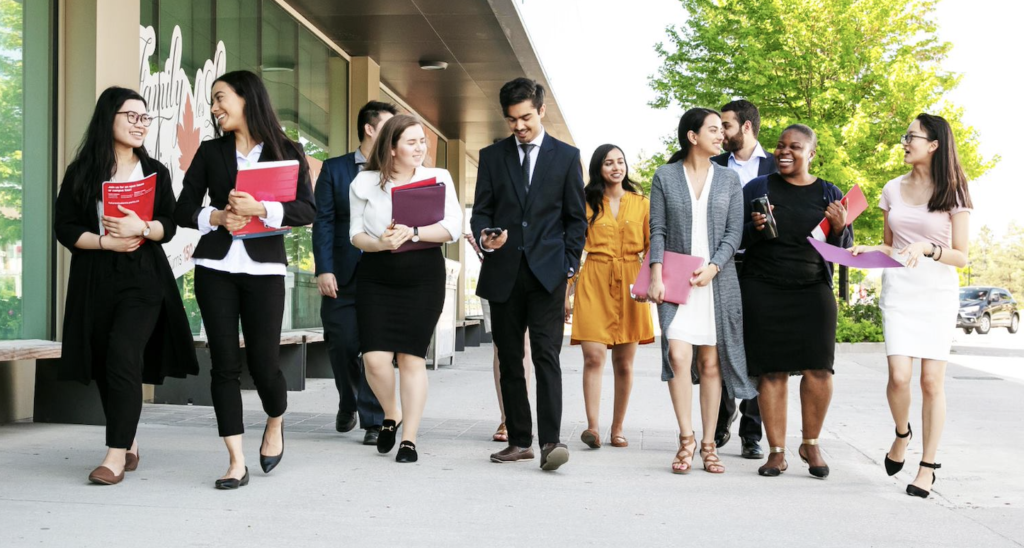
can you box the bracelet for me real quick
[98,235,105,250]
[933,246,943,261]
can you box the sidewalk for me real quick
[2,339,1022,547]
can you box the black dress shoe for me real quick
[377,419,402,454]
[396,441,418,463]
[363,427,380,446]
[741,439,765,459]
[715,431,732,449]
[215,466,249,490]
[540,443,570,471]
[336,411,357,433]
[259,422,284,474]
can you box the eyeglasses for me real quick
[900,132,931,146]
[117,111,154,127]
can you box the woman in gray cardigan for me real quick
[648,108,757,475]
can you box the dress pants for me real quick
[715,253,762,443]
[90,254,163,449]
[195,266,287,438]
[490,260,565,448]
[319,273,384,429]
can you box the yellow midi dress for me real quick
[570,192,655,346]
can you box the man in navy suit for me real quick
[711,99,777,459]
[471,78,587,471]
[312,101,397,445]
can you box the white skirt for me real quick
[879,253,958,361]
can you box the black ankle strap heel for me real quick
[906,461,940,498]
[883,424,912,477]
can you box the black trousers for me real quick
[717,393,763,442]
[90,256,163,449]
[195,266,287,437]
[490,261,565,447]
[320,274,384,429]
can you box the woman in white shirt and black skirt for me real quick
[349,114,463,463]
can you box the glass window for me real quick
[0,0,25,339]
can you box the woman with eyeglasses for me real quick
[175,70,316,489]
[851,114,972,498]
[54,87,198,485]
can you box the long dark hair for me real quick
[667,107,719,164]
[364,114,423,190]
[585,144,642,225]
[915,113,973,212]
[212,70,299,163]
[67,86,151,205]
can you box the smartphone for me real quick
[483,227,503,237]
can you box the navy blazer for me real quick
[312,152,362,285]
[470,134,587,303]
[711,150,778,179]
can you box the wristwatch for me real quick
[411,227,420,243]
[142,221,151,238]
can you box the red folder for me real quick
[101,173,157,235]
[390,176,436,195]
[813,184,868,240]
[391,182,445,253]
[232,160,299,239]
[630,251,705,305]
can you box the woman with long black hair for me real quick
[568,144,653,449]
[852,114,972,498]
[175,70,315,489]
[55,86,198,485]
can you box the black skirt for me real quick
[355,247,445,357]
[740,277,837,376]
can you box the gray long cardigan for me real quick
[649,162,757,400]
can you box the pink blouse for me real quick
[879,176,970,250]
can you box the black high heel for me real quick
[215,466,249,490]
[798,439,829,479]
[906,461,940,498]
[884,424,913,476]
[396,441,418,463]
[259,421,284,474]
[377,419,402,454]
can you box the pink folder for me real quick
[391,182,445,253]
[631,251,705,305]
[232,160,299,239]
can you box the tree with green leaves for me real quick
[967,223,1024,299]
[643,0,997,243]
[0,0,23,249]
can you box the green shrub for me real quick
[835,297,884,343]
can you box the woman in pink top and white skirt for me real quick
[852,113,972,499]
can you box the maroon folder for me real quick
[630,251,704,305]
[391,182,445,253]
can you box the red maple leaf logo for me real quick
[177,95,201,173]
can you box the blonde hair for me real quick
[364,114,423,190]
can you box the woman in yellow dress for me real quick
[567,144,654,449]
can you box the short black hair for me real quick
[357,100,399,142]
[499,77,545,117]
[721,99,761,137]
[782,123,818,150]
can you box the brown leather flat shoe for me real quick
[88,465,124,485]
[125,450,139,472]
[610,435,629,448]
[581,429,601,449]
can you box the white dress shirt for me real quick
[516,127,545,185]
[727,141,768,186]
[349,166,463,244]
[195,143,287,276]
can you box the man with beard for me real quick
[711,99,776,459]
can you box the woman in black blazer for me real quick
[174,70,315,489]
[54,86,198,485]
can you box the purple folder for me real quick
[631,251,705,305]
[391,182,445,253]
[806,237,903,269]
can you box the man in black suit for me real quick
[312,101,397,445]
[471,77,587,471]
[711,99,777,459]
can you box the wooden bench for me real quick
[454,319,482,351]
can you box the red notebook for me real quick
[630,251,705,305]
[391,181,445,253]
[101,173,157,235]
[390,177,436,195]
[232,160,299,239]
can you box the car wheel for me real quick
[963,327,973,334]
[1010,314,1020,334]
[977,314,991,335]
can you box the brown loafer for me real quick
[580,429,601,449]
[540,443,570,471]
[610,435,629,448]
[125,450,139,472]
[490,445,535,463]
[88,465,124,485]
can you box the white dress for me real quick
[665,165,717,346]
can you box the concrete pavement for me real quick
[2,337,1022,547]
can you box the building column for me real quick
[446,139,468,321]
[348,56,380,149]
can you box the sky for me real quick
[517,0,1022,238]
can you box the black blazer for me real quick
[711,150,778,178]
[470,134,587,302]
[311,152,361,285]
[174,135,316,264]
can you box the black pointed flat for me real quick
[259,422,284,474]
[884,424,913,476]
[215,466,249,490]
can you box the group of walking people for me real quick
[55,72,971,500]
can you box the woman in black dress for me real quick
[54,87,197,485]
[740,124,852,478]
[349,114,463,463]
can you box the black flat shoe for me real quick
[906,461,940,498]
[741,440,764,459]
[336,411,357,433]
[259,422,284,474]
[396,441,418,463]
[377,419,402,454]
[215,466,249,490]
[799,439,829,479]
[884,424,913,476]
[758,446,788,477]
[363,426,381,446]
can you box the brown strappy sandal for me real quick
[672,433,696,474]
[700,441,725,474]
